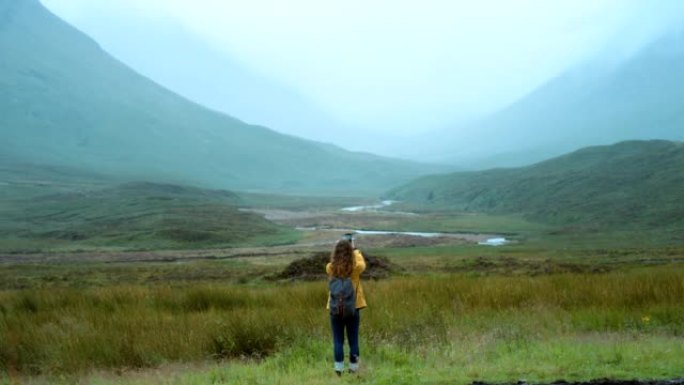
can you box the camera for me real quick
[343,233,354,242]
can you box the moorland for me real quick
[2,1,683,384]
[1,167,683,385]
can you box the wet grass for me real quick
[2,191,683,384]
[14,336,684,385]
[0,182,302,253]
[1,264,682,383]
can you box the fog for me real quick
[40,0,684,157]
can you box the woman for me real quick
[326,237,367,376]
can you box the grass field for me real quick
[0,182,301,253]
[3,2,684,382]
[1,249,683,384]
[2,182,683,384]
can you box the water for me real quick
[352,229,446,238]
[341,200,396,212]
[336,201,509,245]
[296,227,453,238]
[355,230,508,245]
[478,237,508,246]
[297,227,506,244]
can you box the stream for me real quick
[297,227,508,245]
[338,201,508,245]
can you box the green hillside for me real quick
[387,140,684,231]
[0,163,298,252]
[0,0,440,195]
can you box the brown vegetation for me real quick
[272,251,399,281]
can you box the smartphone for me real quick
[343,233,356,248]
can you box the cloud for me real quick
[161,0,677,133]
[41,0,684,135]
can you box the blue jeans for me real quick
[330,310,360,364]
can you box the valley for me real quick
[2,160,683,384]
[1,196,682,384]
[2,142,683,384]
[2,1,684,383]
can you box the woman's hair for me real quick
[330,239,355,278]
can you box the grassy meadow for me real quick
[3,2,684,384]
[0,181,301,253]
[1,256,683,384]
[1,181,683,384]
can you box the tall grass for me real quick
[1,267,682,377]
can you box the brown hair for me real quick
[330,239,355,278]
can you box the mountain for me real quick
[0,0,440,195]
[422,30,684,168]
[387,140,684,230]
[40,9,374,150]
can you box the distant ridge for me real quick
[429,30,684,168]
[0,0,441,195]
[388,140,684,230]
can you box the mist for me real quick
[39,0,684,159]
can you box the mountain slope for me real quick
[0,0,439,195]
[387,140,684,230]
[425,31,684,168]
[40,10,373,150]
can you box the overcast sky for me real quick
[40,0,684,137]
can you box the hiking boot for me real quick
[334,361,344,376]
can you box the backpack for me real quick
[329,276,356,318]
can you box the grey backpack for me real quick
[329,277,356,318]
